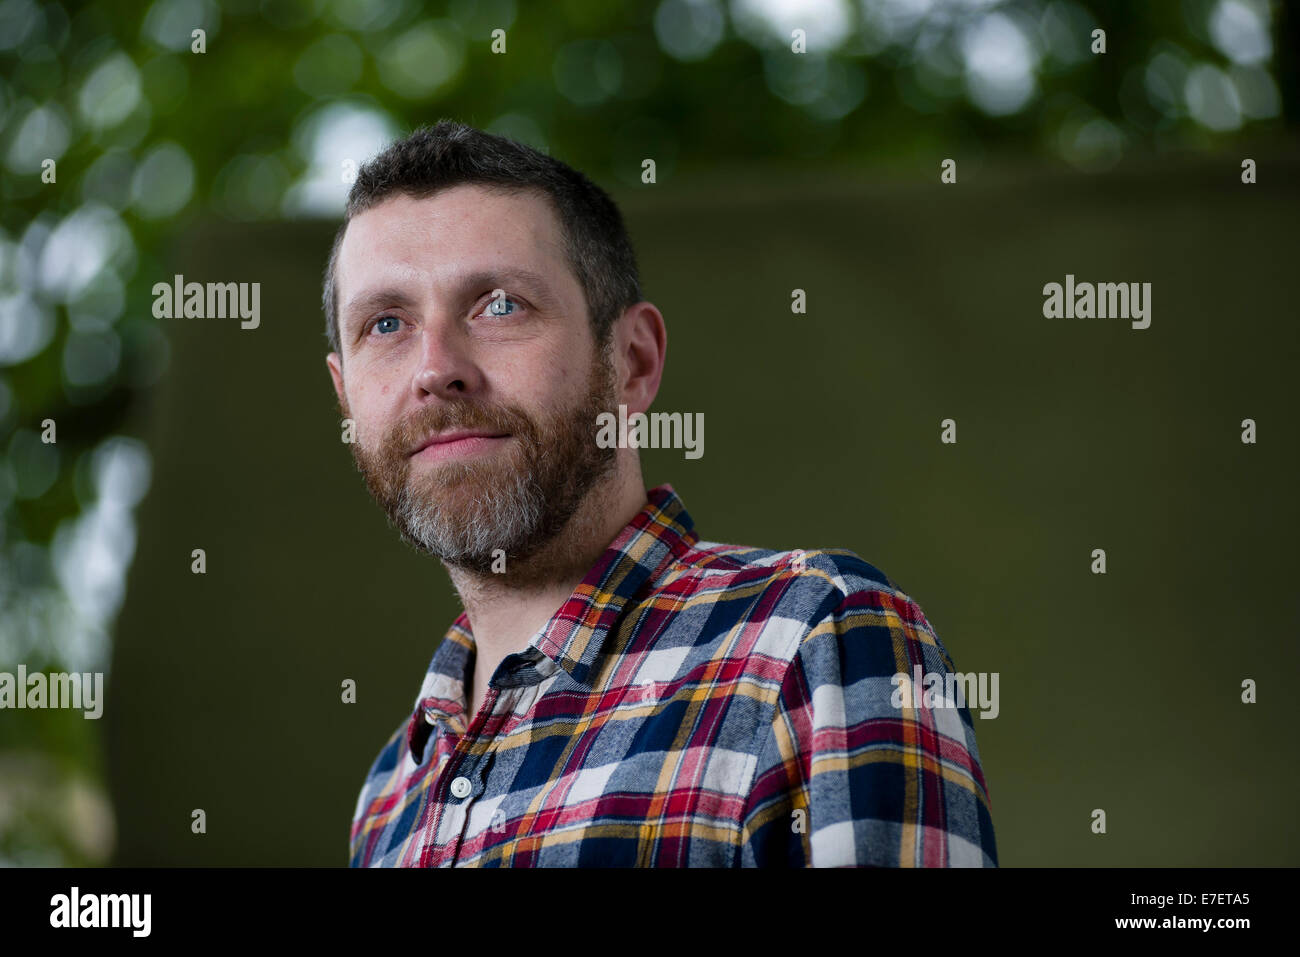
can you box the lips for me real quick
[409,429,511,457]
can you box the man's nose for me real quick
[410,320,484,399]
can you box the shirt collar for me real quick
[404,483,699,762]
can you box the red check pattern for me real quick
[349,484,997,867]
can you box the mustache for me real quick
[382,398,535,458]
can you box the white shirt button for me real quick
[449,776,472,799]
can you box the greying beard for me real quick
[391,464,547,570]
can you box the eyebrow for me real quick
[341,267,560,338]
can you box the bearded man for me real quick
[323,120,997,867]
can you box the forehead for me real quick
[335,184,571,300]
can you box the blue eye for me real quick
[484,295,518,317]
[374,316,401,334]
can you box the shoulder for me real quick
[658,538,949,674]
[675,538,937,634]
[671,538,896,593]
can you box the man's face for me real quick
[326,185,619,573]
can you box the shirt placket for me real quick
[426,646,555,866]
[441,690,507,866]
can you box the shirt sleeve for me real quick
[738,582,998,866]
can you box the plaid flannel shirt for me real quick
[349,483,997,867]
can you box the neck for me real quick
[442,455,650,697]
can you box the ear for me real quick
[615,302,667,416]
[326,352,346,409]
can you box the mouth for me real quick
[409,429,512,463]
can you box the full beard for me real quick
[346,345,619,575]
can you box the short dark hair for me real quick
[321,120,642,359]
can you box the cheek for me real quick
[351,372,386,407]
[346,383,387,435]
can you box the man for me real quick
[325,120,997,867]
